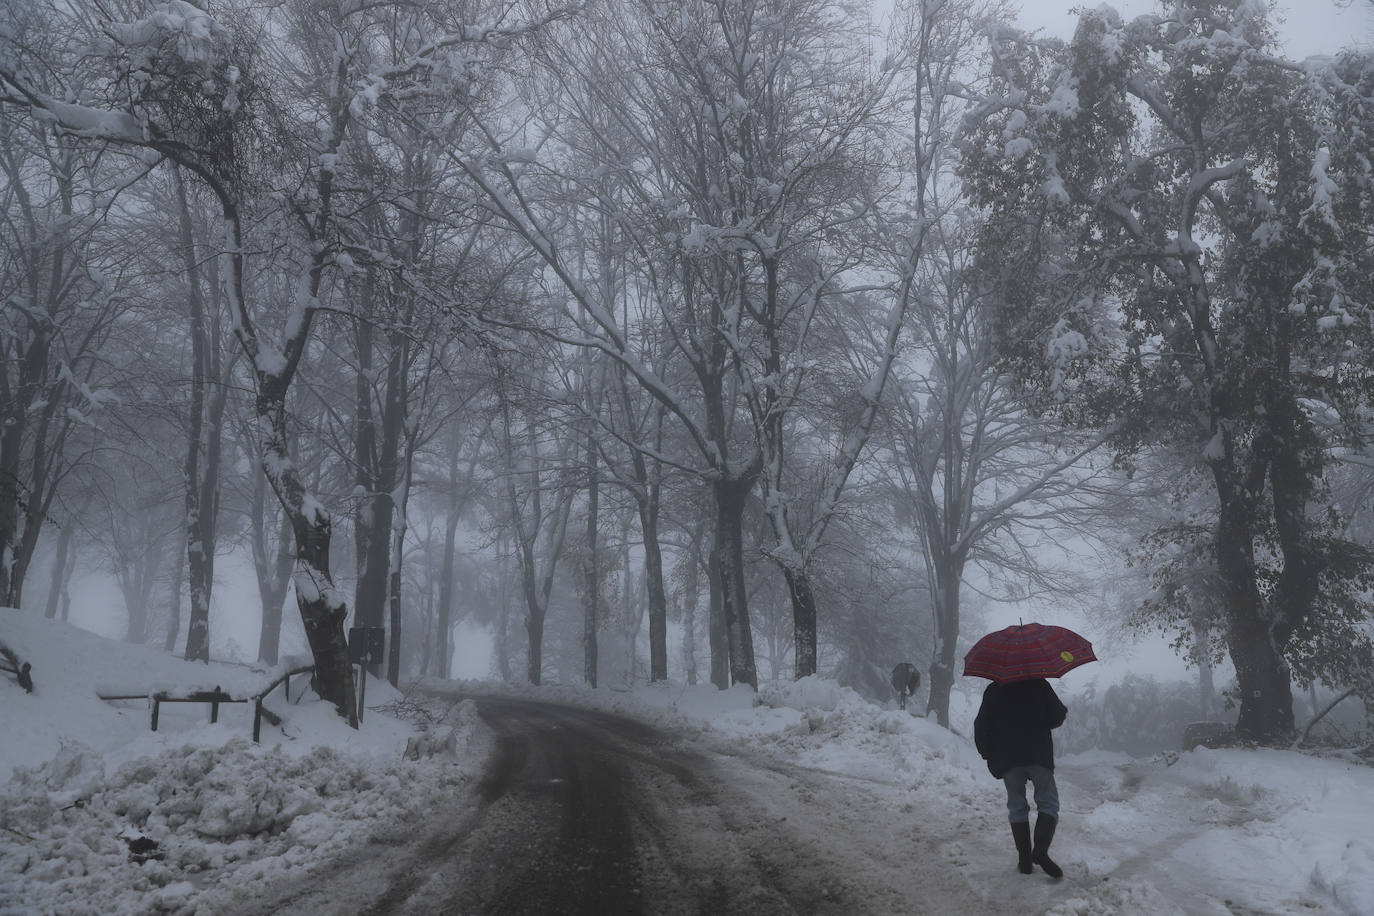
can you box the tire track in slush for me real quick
[225,697,995,915]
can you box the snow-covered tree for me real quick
[454,0,929,687]
[882,245,1117,725]
[2,0,570,715]
[0,1,132,610]
[960,0,1374,740]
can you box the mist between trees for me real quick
[1054,675,1370,758]
[1,0,1370,747]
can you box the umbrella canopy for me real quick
[963,623,1097,684]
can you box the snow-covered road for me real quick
[207,696,996,915]
[4,613,1371,916]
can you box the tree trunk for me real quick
[620,526,639,678]
[926,627,956,728]
[521,493,572,686]
[176,169,215,664]
[388,555,403,687]
[44,510,78,621]
[11,392,72,612]
[523,557,546,687]
[140,552,159,644]
[1228,615,1295,740]
[418,582,434,678]
[386,456,411,687]
[125,591,148,645]
[496,533,512,682]
[352,318,388,677]
[683,518,703,687]
[707,536,728,689]
[118,530,161,646]
[435,439,462,680]
[925,549,964,727]
[257,588,284,667]
[515,509,554,687]
[0,415,25,605]
[641,484,668,682]
[193,438,225,655]
[713,476,757,689]
[581,436,600,687]
[58,552,74,621]
[498,378,571,687]
[0,153,74,610]
[198,266,230,656]
[253,469,293,667]
[3,370,67,611]
[164,531,186,653]
[290,508,356,722]
[683,590,698,686]
[1214,486,1294,740]
[784,567,818,680]
[353,308,408,681]
[259,370,355,722]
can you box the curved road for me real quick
[235,697,989,915]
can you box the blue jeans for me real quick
[1002,765,1059,823]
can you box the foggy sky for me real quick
[1012,0,1372,58]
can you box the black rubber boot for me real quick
[1032,814,1063,878]
[1011,821,1033,874]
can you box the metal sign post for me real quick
[891,662,921,711]
[348,626,385,724]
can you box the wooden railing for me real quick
[251,666,317,741]
[97,664,326,743]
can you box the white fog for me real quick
[2,0,1372,913]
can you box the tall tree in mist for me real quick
[961,0,1374,740]
[168,168,234,662]
[454,0,934,687]
[0,2,127,610]
[2,0,567,715]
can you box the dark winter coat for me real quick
[973,678,1067,779]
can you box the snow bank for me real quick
[1166,748,1372,914]
[749,675,987,789]
[1,612,280,779]
[6,606,1372,916]
[0,610,493,916]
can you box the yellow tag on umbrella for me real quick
[1060,651,1074,663]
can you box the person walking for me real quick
[973,677,1068,878]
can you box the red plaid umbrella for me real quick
[963,623,1097,684]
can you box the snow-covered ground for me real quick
[2,609,1371,915]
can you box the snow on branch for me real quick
[0,72,145,144]
[104,0,227,70]
[1302,146,1342,233]
[377,6,582,83]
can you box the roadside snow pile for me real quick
[1,612,280,779]
[750,675,987,791]
[0,610,494,916]
[1,725,485,916]
[552,673,1373,916]
[1063,746,1374,916]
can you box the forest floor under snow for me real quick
[1,609,1371,915]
